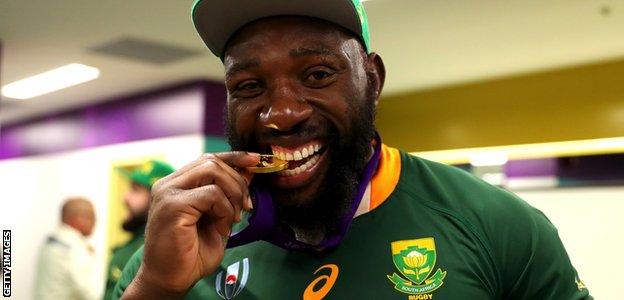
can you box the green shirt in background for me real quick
[113,149,591,299]
[104,225,145,300]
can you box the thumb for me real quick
[213,151,261,169]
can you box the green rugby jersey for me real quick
[104,226,145,300]
[113,145,591,299]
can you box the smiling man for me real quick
[114,1,591,299]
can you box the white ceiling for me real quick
[1,0,623,125]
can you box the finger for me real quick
[213,151,261,169]
[169,161,246,221]
[240,171,255,210]
[183,184,236,237]
[210,160,255,211]
[169,152,258,210]
[239,170,255,186]
[161,151,259,183]
[169,159,238,191]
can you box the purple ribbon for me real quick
[227,134,382,251]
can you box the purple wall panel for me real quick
[557,154,624,182]
[505,158,558,178]
[202,83,227,136]
[0,80,226,159]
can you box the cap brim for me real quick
[117,167,132,178]
[116,167,151,188]
[192,0,363,58]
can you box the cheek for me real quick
[127,194,143,209]
[230,102,261,133]
[306,87,353,132]
[139,193,151,207]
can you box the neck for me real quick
[289,139,379,246]
[61,222,85,237]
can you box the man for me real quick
[35,197,102,300]
[103,160,174,299]
[115,1,592,299]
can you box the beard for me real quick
[122,209,148,232]
[226,85,377,241]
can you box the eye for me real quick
[232,80,264,98]
[310,70,331,81]
[304,68,336,88]
[238,81,260,91]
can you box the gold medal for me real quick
[246,155,289,173]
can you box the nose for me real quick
[259,80,313,132]
[122,193,131,207]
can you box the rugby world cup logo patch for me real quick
[216,258,249,299]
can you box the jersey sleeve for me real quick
[111,246,144,300]
[481,190,593,299]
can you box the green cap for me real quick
[122,160,175,189]
[192,0,371,58]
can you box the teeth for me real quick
[278,152,321,176]
[273,151,285,161]
[294,151,302,161]
[272,143,324,162]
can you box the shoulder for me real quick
[111,245,145,300]
[112,237,145,256]
[395,151,566,279]
[395,151,556,256]
[396,151,544,228]
[45,235,71,249]
[41,235,73,258]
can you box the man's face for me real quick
[80,207,96,237]
[122,182,150,231]
[74,204,96,237]
[223,17,384,231]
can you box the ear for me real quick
[366,52,386,106]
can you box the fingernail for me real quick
[246,196,253,210]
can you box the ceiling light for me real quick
[412,136,624,164]
[1,63,100,99]
[469,152,508,167]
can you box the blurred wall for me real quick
[0,80,228,298]
[377,58,624,151]
[0,134,204,299]
[0,80,226,159]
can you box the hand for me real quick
[122,152,260,299]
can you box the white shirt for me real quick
[34,224,102,300]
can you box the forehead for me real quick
[223,16,361,63]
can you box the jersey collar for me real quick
[354,143,402,217]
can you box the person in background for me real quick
[103,160,174,299]
[35,197,101,300]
